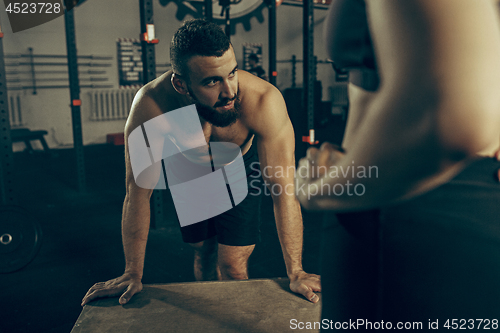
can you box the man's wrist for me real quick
[287,268,305,281]
[124,268,143,280]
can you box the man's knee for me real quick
[218,260,248,280]
[217,244,255,280]
[190,237,217,259]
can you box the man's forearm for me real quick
[121,193,151,279]
[271,190,305,277]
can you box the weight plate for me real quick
[0,206,42,273]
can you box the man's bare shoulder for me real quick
[239,70,288,134]
[125,71,190,133]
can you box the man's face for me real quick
[184,46,241,127]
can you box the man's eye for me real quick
[206,80,217,86]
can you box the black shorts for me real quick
[320,157,500,325]
[178,143,263,246]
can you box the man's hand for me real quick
[296,142,345,207]
[289,270,321,303]
[81,273,143,306]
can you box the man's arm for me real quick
[297,0,500,211]
[253,86,321,303]
[81,92,165,306]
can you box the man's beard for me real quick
[187,86,242,128]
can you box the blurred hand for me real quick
[296,142,345,207]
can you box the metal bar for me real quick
[303,0,315,132]
[64,5,86,192]
[28,47,36,95]
[8,94,15,125]
[268,0,277,86]
[205,0,213,22]
[7,77,109,83]
[5,54,113,60]
[277,58,333,63]
[224,6,231,38]
[5,62,112,67]
[291,55,296,88]
[7,84,114,90]
[6,70,108,75]
[0,32,17,205]
[281,1,329,10]
[16,94,22,125]
[140,0,163,229]
[314,55,317,81]
[140,1,157,84]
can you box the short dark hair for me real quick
[170,19,232,78]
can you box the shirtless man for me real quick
[81,19,320,306]
[297,0,500,323]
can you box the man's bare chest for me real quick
[202,122,251,147]
[168,120,253,166]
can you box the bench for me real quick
[11,128,50,154]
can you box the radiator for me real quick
[89,88,139,121]
[8,92,24,127]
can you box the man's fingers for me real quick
[306,147,319,160]
[119,289,131,305]
[81,285,105,306]
[299,283,319,303]
[119,283,142,305]
[315,150,331,173]
[308,292,319,303]
[321,142,345,153]
[319,142,335,152]
[81,282,128,306]
[297,158,311,179]
[294,283,319,303]
[82,287,122,305]
[307,274,321,291]
[305,281,321,293]
[305,143,345,179]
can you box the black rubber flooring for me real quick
[1,142,327,333]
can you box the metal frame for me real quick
[267,0,277,86]
[140,0,163,229]
[282,0,330,10]
[64,6,86,192]
[303,0,315,133]
[0,31,16,206]
[219,0,231,38]
[204,0,213,21]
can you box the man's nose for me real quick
[220,79,236,100]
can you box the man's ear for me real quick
[171,73,189,95]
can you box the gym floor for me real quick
[1,139,334,333]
